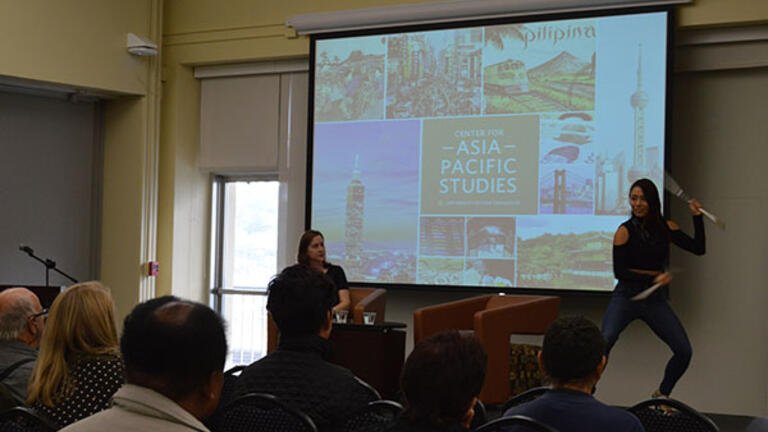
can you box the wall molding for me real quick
[675,24,768,72]
[194,59,308,79]
[677,23,768,46]
[163,25,285,47]
[286,0,689,34]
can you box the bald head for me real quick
[154,301,193,326]
[0,287,43,346]
[0,287,40,312]
[121,296,227,404]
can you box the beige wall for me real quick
[162,0,768,41]
[678,0,768,27]
[0,0,162,320]
[157,0,768,416]
[0,0,156,95]
[100,97,149,318]
[157,61,209,302]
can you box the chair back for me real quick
[0,407,59,432]
[339,400,402,432]
[350,288,372,302]
[475,415,558,432]
[485,295,548,310]
[219,365,247,409]
[0,385,19,414]
[469,399,487,430]
[205,364,248,429]
[627,398,719,432]
[355,377,382,401]
[349,288,386,324]
[502,386,550,412]
[217,393,317,432]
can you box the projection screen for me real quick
[308,8,671,294]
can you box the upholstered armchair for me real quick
[267,287,387,354]
[413,295,560,405]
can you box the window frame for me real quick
[209,173,280,314]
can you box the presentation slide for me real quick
[310,11,668,292]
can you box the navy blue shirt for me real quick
[503,389,645,432]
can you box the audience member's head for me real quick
[401,330,487,428]
[540,316,606,391]
[27,281,119,406]
[0,287,45,348]
[120,296,227,420]
[267,264,336,339]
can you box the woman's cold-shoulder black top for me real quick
[612,214,705,298]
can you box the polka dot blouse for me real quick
[33,353,125,427]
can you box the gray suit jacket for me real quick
[0,340,37,403]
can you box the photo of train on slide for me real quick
[484,51,595,113]
[483,23,596,114]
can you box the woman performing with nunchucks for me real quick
[602,176,717,399]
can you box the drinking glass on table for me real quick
[334,310,348,324]
[363,312,376,325]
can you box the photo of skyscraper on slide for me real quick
[483,21,596,114]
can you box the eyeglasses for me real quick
[29,309,48,320]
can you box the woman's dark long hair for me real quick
[630,178,668,238]
[297,230,326,266]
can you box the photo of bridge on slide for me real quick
[539,164,594,214]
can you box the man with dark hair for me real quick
[386,330,487,432]
[504,316,644,432]
[233,264,377,431]
[62,296,227,431]
[0,287,45,404]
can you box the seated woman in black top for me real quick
[297,230,350,312]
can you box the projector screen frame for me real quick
[305,5,676,297]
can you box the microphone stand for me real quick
[18,245,78,287]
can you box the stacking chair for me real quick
[0,386,18,414]
[219,365,247,410]
[0,407,59,432]
[355,377,382,401]
[502,386,550,413]
[338,400,402,432]
[628,398,719,432]
[204,365,247,430]
[475,415,558,432]
[469,399,487,430]
[215,393,317,432]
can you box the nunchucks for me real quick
[663,172,726,230]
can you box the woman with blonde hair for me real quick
[27,281,124,427]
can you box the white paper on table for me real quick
[631,282,664,301]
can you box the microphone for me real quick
[17,244,78,285]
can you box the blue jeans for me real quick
[602,292,692,396]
